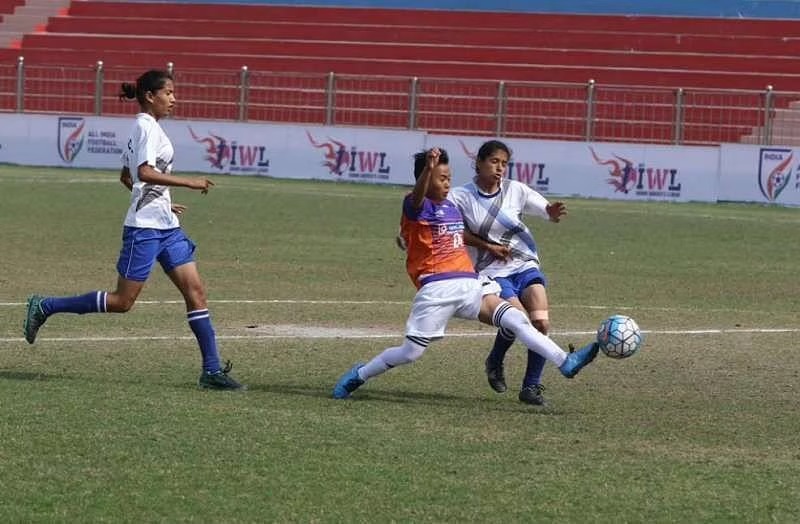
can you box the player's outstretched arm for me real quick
[137,163,215,194]
[463,228,510,261]
[410,147,441,210]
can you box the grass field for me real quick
[1,165,798,522]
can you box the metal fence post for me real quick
[762,85,774,146]
[495,81,506,136]
[585,79,595,141]
[325,72,335,125]
[673,87,684,145]
[408,76,418,130]
[94,60,104,116]
[238,65,249,122]
[15,56,24,113]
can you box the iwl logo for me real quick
[757,148,793,202]
[458,140,548,191]
[188,127,269,175]
[57,117,85,163]
[589,147,681,197]
[306,131,391,180]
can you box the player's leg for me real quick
[161,229,244,390]
[478,293,598,379]
[23,227,154,344]
[518,283,549,405]
[484,290,523,393]
[333,280,459,399]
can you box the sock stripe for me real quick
[499,327,515,340]
[406,335,430,348]
[492,302,513,327]
[187,309,210,322]
[96,291,107,313]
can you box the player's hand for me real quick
[395,234,407,251]
[171,203,187,215]
[546,202,567,222]
[487,243,511,261]
[426,147,441,169]
[190,177,215,194]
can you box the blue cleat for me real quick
[559,342,600,379]
[23,294,48,344]
[332,363,365,399]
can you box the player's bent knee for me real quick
[402,336,428,363]
[107,295,136,313]
[532,319,550,335]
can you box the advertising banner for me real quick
[0,114,129,169]
[428,134,720,202]
[165,120,425,184]
[719,144,800,206]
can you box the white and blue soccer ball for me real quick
[597,314,642,359]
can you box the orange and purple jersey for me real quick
[400,194,477,289]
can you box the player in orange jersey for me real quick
[332,147,599,400]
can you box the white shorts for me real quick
[405,276,501,339]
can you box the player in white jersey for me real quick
[450,140,566,406]
[23,69,244,390]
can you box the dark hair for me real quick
[413,148,449,180]
[119,69,173,106]
[475,140,511,174]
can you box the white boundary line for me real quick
[1,327,799,344]
[0,299,780,314]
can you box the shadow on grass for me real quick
[0,370,66,381]
[247,381,563,414]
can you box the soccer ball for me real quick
[597,314,642,359]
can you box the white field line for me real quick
[1,327,799,345]
[0,299,784,315]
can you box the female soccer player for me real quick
[450,140,565,406]
[332,147,597,400]
[23,69,244,390]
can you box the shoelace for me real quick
[524,384,546,394]
[222,360,233,374]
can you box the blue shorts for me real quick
[116,227,196,282]
[495,267,547,300]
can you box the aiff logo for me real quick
[757,148,793,202]
[57,117,86,163]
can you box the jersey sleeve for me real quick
[129,120,158,172]
[520,182,551,219]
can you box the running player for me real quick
[23,69,244,391]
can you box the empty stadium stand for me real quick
[1,0,800,145]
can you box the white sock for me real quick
[358,336,429,381]
[493,303,567,367]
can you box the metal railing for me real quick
[2,57,799,146]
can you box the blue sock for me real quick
[188,309,221,373]
[486,327,515,368]
[522,352,547,388]
[41,291,107,316]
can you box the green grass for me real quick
[1,165,798,522]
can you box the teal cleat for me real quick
[23,294,48,344]
[198,361,246,391]
[559,342,600,379]
[332,363,365,399]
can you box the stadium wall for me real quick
[1,114,798,206]
[168,0,800,18]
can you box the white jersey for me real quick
[450,179,550,278]
[120,113,179,229]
